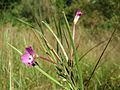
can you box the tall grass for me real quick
[1,21,120,90]
[0,1,120,90]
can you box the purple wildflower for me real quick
[21,46,57,66]
[73,10,82,24]
[26,46,35,55]
[21,46,36,66]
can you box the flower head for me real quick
[73,10,82,24]
[21,46,36,66]
[26,46,35,55]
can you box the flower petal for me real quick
[21,53,35,66]
[76,10,82,17]
[73,10,82,24]
[26,46,35,55]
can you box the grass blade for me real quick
[35,29,61,62]
[35,64,69,90]
[16,18,33,28]
[85,28,117,86]
[8,43,22,55]
[79,40,107,62]
[63,11,84,90]
[42,21,68,62]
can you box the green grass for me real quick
[0,18,120,90]
[0,1,120,89]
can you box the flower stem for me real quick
[70,24,76,61]
[39,55,57,64]
[51,49,61,62]
[35,63,69,90]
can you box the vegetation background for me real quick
[0,0,120,90]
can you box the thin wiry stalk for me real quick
[30,2,44,34]
[31,30,46,53]
[33,15,44,34]
[39,55,57,64]
[97,46,117,69]
[53,16,59,53]
[76,36,81,51]
[58,22,63,46]
[79,39,107,62]
[62,28,70,49]
[85,28,117,87]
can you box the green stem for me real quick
[42,21,68,62]
[9,60,12,90]
[35,65,69,90]
[63,11,84,90]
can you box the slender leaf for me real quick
[42,21,68,62]
[63,11,84,90]
[35,65,69,90]
[8,43,22,55]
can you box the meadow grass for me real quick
[0,18,120,90]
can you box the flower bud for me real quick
[73,10,82,24]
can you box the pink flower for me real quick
[21,46,36,66]
[21,46,57,66]
[73,10,82,24]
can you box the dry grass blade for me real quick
[79,39,107,62]
[85,28,117,87]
